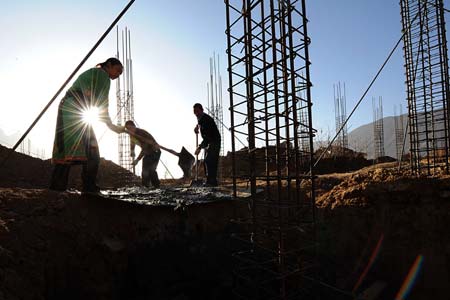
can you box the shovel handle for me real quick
[159,145,179,157]
[124,128,179,157]
[195,133,199,180]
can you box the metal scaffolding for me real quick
[116,26,135,175]
[372,96,385,161]
[225,0,316,298]
[400,0,450,174]
[334,82,348,153]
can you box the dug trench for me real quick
[0,188,244,300]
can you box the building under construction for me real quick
[2,1,450,300]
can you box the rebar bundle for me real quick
[400,0,450,174]
[207,53,225,158]
[394,105,405,161]
[372,96,385,160]
[116,26,135,176]
[207,53,225,183]
[225,0,316,298]
[334,82,348,154]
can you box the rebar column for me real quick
[334,82,348,154]
[225,0,316,298]
[372,96,385,161]
[400,0,450,175]
[116,26,135,176]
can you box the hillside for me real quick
[347,114,409,159]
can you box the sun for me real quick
[82,107,100,125]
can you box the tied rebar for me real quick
[116,26,135,180]
[225,0,317,298]
[400,0,450,175]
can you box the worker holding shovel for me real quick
[193,103,221,187]
[125,120,161,189]
[50,58,125,193]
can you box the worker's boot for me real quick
[82,136,100,194]
[49,164,70,191]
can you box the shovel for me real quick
[158,145,195,179]
[190,132,204,186]
[125,129,194,179]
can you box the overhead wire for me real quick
[312,9,421,170]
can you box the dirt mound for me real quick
[0,144,139,189]
[316,166,450,299]
[316,166,450,208]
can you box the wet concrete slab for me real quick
[100,186,234,207]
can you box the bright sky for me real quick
[1,0,449,177]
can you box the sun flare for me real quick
[82,107,100,125]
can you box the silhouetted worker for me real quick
[193,103,221,186]
[125,120,161,188]
[50,58,125,193]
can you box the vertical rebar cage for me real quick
[372,96,385,160]
[400,0,450,175]
[116,26,135,176]
[225,0,316,298]
[334,82,348,153]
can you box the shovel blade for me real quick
[178,147,195,178]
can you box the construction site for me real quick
[1,0,450,299]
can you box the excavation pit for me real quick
[0,187,244,300]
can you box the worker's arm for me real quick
[132,150,144,166]
[98,104,125,134]
[198,117,214,149]
[130,139,136,158]
[196,137,209,155]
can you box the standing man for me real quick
[125,120,161,189]
[193,103,221,186]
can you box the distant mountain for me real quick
[347,114,409,159]
[0,128,21,148]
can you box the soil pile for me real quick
[316,167,450,299]
[0,144,139,189]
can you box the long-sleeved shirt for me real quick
[197,113,221,148]
[130,128,160,160]
[52,67,112,163]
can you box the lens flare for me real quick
[82,107,99,125]
[395,255,424,300]
[353,234,384,293]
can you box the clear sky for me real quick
[1,0,449,177]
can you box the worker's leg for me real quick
[82,127,100,192]
[148,150,161,188]
[49,164,70,191]
[141,155,151,187]
[205,143,220,186]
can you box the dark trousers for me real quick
[205,142,220,185]
[50,129,100,191]
[142,150,161,188]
